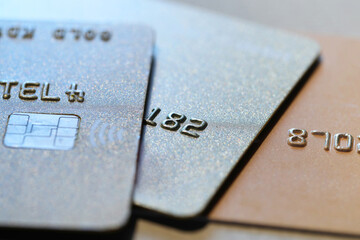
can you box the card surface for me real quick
[0,21,153,231]
[123,1,319,217]
[210,35,360,235]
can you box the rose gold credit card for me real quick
[210,35,360,235]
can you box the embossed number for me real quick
[70,29,81,40]
[161,112,186,131]
[311,130,331,151]
[334,133,353,152]
[287,128,307,147]
[144,107,208,138]
[84,30,96,40]
[53,29,65,40]
[53,28,111,41]
[100,31,111,41]
[144,108,161,126]
[180,118,207,138]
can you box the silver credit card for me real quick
[121,1,320,217]
[0,21,153,231]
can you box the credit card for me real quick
[123,1,319,217]
[133,220,346,240]
[0,21,153,231]
[210,35,360,235]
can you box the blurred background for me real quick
[170,0,360,38]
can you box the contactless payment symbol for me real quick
[4,113,80,150]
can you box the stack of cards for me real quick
[0,0,358,239]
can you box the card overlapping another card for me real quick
[210,35,360,236]
[117,0,321,217]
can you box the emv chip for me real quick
[4,113,80,150]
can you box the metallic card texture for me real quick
[0,21,153,231]
[118,0,320,217]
